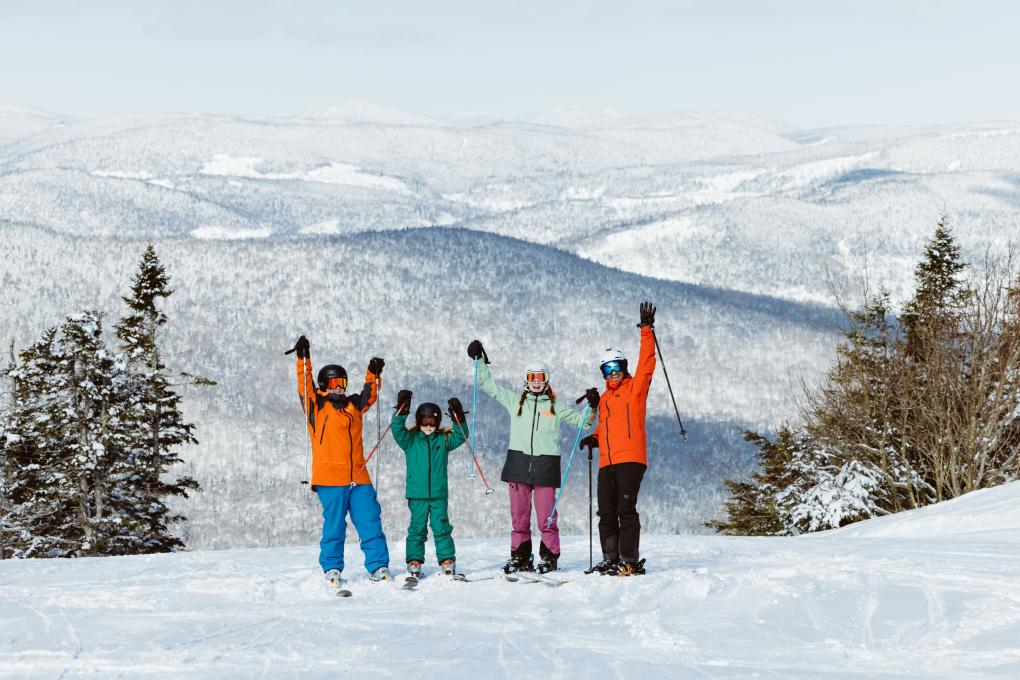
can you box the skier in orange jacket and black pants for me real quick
[581,302,656,576]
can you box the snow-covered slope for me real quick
[2,481,1018,678]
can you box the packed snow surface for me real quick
[3,482,1020,678]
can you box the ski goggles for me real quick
[526,371,548,383]
[325,376,348,390]
[418,417,438,428]
[600,361,624,377]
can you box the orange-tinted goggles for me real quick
[326,376,348,390]
[526,372,548,383]
[419,417,438,428]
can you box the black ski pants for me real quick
[597,462,646,563]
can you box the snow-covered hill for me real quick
[3,481,1018,678]
[1,106,1016,303]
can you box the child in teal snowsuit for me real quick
[390,390,469,577]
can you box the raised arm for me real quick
[559,389,598,429]
[476,357,519,412]
[445,398,469,450]
[390,390,415,450]
[294,335,315,403]
[633,303,657,390]
[359,357,384,413]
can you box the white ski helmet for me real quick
[599,348,628,375]
[524,362,550,382]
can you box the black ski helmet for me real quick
[317,364,347,389]
[415,402,442,428]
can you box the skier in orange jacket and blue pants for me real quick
[581,302,657,577]
[293,335,391,592]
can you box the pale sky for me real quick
[2,0,1018,127]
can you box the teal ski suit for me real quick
[390,411,468,564]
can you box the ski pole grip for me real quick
[575,394,586,405]
[284,346,297,355]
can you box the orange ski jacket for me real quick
[296,357,379,488]
[591,325,656,468]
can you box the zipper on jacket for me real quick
[528,395,539,482]
[604,399,613,465]
[319,415,329,445]
[427,434,433,498]
[347,410,355,484]
[626,403,631,439]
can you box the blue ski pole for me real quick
[471,357,479,468]
[546,400,591,528]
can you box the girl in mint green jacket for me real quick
[390,391,468,578]
[466,340,596,574]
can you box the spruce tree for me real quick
[901,216,968,361]
[704,428,798,536]
[0,329,74,558]
[55,312,141,555]
[1,315,141,557]
[114,244,203,552]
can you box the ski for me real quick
[514,571,570,586]
[502,575,537,584]
[501,573,541,585]
[452,573,496,583]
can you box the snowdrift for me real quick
[829,479,1020,538]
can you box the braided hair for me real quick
[516,385,557,416]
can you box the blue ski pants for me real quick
[316,484,389,575]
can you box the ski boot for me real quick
[587,557,619,575]
[407,561,423,579]
[536,554,559,574]
[369,566,392,581]
[502,555,535,574]
[612,559,646,577]
[439,559,456,576]
[323,569,345,595]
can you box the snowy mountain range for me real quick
[1,103,1018,549]
[2,477,1018,677]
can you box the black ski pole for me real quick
[651,327,688,440]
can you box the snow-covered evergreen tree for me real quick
[901,216,968,361]
[710,220,1020,535]
[0,329,73,558]
[55,311,145,555]
[0,316,142,558]
[114,244,202,552]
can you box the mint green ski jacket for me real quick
[477,360,594,488]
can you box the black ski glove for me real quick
[467,339,489,363]
[294,335,310,359]
[395,390,412,414]
[584,387,600,409]
[637,301,656,328]
[368,357,385,376]
[447,397,467,425]
[579,434,598,450]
